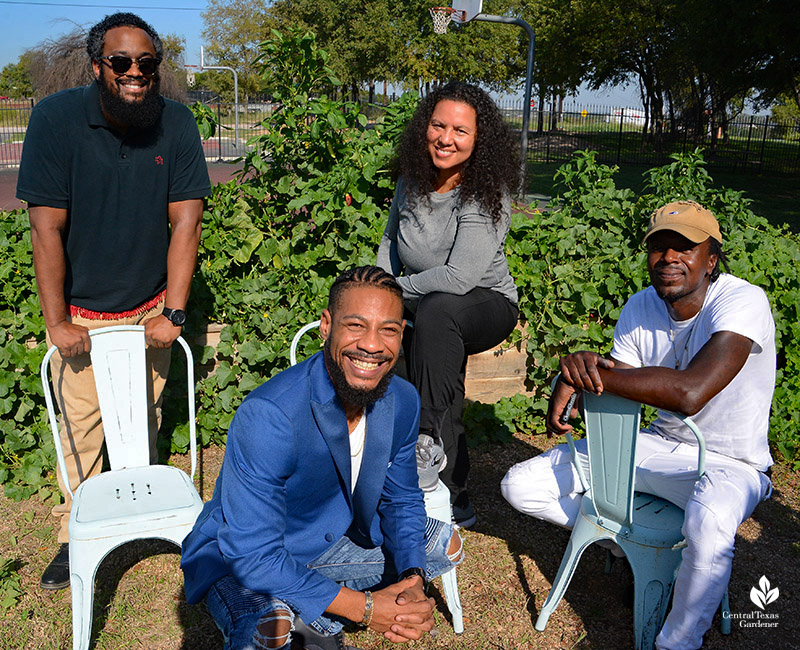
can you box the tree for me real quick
[770,91,800,123]
[203,0,528,98]
[390,0,526,92]
[201,0,277,98]
[0,54,34,98]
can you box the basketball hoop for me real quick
[430,7,458,34]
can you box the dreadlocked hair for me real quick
[328,266,403,314]
[708,238,730,282]
[86,12,163,61]
[392,81,520,224]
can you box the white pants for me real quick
[501,432,772,650]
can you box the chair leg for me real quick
[534,535,594,632]
[424,481,465,633]
[719,587,731,635]
[440,567,463,633]
[625,547,681,650]
[70,569,94,650]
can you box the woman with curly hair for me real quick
[377,81,520,528]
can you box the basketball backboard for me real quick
[452,0,482,23]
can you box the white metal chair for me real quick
[534,388,729,649]
[41,325,203,650]
[290,320,464,633]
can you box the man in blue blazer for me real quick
[182,266,463,650]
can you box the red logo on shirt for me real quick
[155,155,164,165]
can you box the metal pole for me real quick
[216,97,223,162]
[472,14,535,194]
[201,47,239,150]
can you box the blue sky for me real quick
[0,0,208,69]
[0,0,644,108]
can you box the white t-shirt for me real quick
[611,274,776,471]
[350,413,367,492]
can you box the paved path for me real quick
[0,161,243,212]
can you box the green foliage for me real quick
[464,393,547,448]
[0,56,33,98]
[0,210,55,501]
[190,101,218,140]
[0,558,23,612]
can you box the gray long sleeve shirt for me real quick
[377,177,518,308]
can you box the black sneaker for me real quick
[416,434,447,492]
[452,495,477,529]
[291,617,362,650]
[40,543,70,591]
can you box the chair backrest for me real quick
[41,325,197,498]
[581,391,643,528]
[289,320,322,366]
[90,326,150,469]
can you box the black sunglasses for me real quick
[99,55,161,76]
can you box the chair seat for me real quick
[70,465,202,540]
[580,491,686,548]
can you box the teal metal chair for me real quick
[534,388,729,649]
[289,320,464,634]
[41,325,203,650]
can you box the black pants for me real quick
[404,288,518,505]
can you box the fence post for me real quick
[758,117,769,168]
[744,116,754,165]
[216,98,223,163]
[617,108,625,164]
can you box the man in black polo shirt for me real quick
[16,12,210,591]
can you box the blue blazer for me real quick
[181,352,425,623]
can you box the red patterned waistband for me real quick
[69,289,167,320]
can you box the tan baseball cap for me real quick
[643,200,723,244]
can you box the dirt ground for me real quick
[1,432,797,650]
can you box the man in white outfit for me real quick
[501,201,775,650]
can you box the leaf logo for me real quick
[750,575,779,610]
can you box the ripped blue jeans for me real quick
[205,517,460,650]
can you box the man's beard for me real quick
[324,339,395,410]
[97,75,164,130]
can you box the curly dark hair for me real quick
[392,81,520,224]
[86,12,163,61]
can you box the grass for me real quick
[525,162,800,232]
[1,438,799,649]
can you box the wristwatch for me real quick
[162,307,186,327]
[398,567,428,588]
